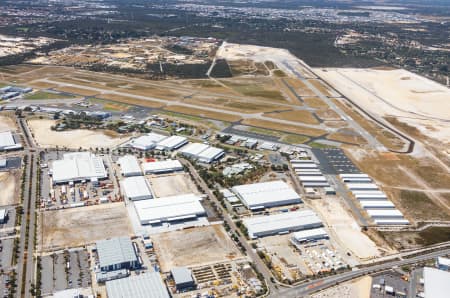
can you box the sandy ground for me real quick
[311,197,380,260]
[41,203,131,251]
[0,114,17,132]
[27,119,130,149]
[152,225,243,272]
[0,171,19,206]
[314,68,450,143]
[217,42,316,79]
[310,275,372,298]
[148,173,199,198]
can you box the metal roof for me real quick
[424,267,450,298]
[197,146,224,162]
[345,183,379,190]
[52,152,107,183]
[339,174,370,178]
[156,135,187,150]
[0,209,6,221]
[0,131,16,148]
[180,143,224,162]
[96,237,137,269]
[129,133,168,150]
[180,143,209,156]
[134,194,205,224]
[121,176,153,200]
[298,176,327,182]
[292,227,328,241]
[359,200,395,209]
[106,271,170,298]
[232,180,301,208]
[366,209,404,218]
[171,267,194,285]
[142,159,183,174]
[373,218,409,225]
[118,155,142,176]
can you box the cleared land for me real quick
[152,225,243,272]
[163,105,242,122]
[0,114,17,131]
[311,276,372,298]
[265,110,320,125]
[41,203,131,250]
[97,94,164,109]
[27,118,130,149]
[148,173,199,198]
[0,171,19,206]
[311,197,381,260]
[242,118,326,137]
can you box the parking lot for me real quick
[40,249,91,296]
[371,271,408,297]
[312,148,360,174]
[0,157,21,171]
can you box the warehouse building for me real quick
[96,237,139,272]
[292,227,328,243]
[373,218,409,225]
[345,183,379,191]
[171,267,195,291]
[437,257,450,271]
[134,194,206,225]
[366,209,404,219]
[180,142,224,163]
[106,271,170,298]
[0,131,22,151]
[155,135,188,151]
[354,193,388,200]
[296,171,323,176]
[298,176,327,183]
[121,176,153,201]
[142,159,183,175]
[243,209,322,239]
[292,163,318,169]
[118,155,142,177]
[339,173,370,179]
[359,200,395,209]
[302,182,330,188]
[232,180,301,210]
[423,267,450,298]
[341,177,373,183]
[51,152,107,184]
[0,209,7,224]
[126,133,168,150]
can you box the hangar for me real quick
[0,131,22,151]
[232,180,301,210]
[106,271,170,298]
[51,152,107,184]
[118,155,142,177]
[243,209,322,239]
[180,143,225,163]
[134,194,206,225]
[127,133,168,150]
[121,176,153,201]
[155,135,188,151]
[142,159,183,174]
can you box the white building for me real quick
[155,135,188,151]
[126,133,168,150]
[345,183,379,191]
[142,159,183,174]
[51,152,107,184]
[359,200,395,209]
[232,180,301,210]
[243,209,322,239]
[298,176,327,182]
[180,143,224,163]
[366,209,404,219]
[0,131,22,151]
[0,209,7,224]
[292,227,328,243]
[373,218,409,225]
[118,155,142,177]
[121,176,153,201]
[106,271,170,298]
[423,267,450,298]
[437,257,450,271]
[134,194,206,225]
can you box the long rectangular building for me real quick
[127,133,168,150]
[243,209,322,239]
[366,209,404,219]
[359,200,395,209]
[134,194,206,225]
[155,135,188,151]
[0,131,22,151]
[345,183,379,191]
[118,155,142,177]
[232,180,301,210]
[51,152,107,184]
[106,272,170,298]
[180,143,224,163]
[121,176,153,201]
[142,159,183,174]
[292,228,328,243]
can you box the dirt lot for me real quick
[0,171,20,206]
[41,203,131,251]
[27,118,130,149]
[152,225,243,272]
[265,110,320,125]
[0,114,17,132]
[147,173,199,198]
[311,276,372,298]
[242,118,326,137]
[310,197,382,260]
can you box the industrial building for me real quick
[232,180,301,210]
[127,133,168,150]
[423,267,450,298]
[339,174,370,179]
[302,182,330,188]
[437,257,450,271]
[292,228,328,243]
[243,209,322,239]
[366,209,404,219]
[292,163,318,169]
[0,131,22,151]
[354,193,388,200]
[96,237,139,272]
[180,143,225,163]
[345,183,379,191]
[121,176,153,201]
[51,152,107,184]
[118,155,142,177]
[373,219,409,225]
[171,267,195,291]
[142,159,183,174]
[155,135,188,151]
[106,271,170,298]
[359,200,395,209]
[298,176,327,182]
[0,209,7,224]
[134,194,206,225]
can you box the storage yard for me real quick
[152,225,243,272]
[148,173,199,198]
[41,203,131,250]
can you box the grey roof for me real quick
[96,237,137,269]
[106,271,170,298]
[171,267,194,285]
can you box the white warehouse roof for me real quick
[366,209,404,219]
[423,267,450,298]
[292,163,317,169]
[346,183,379,190]
[243,209,322,239]
[0,131,21,150]
[106,271,170,298]
[118,155,142,177]
[232,180,301,209]
[339,174,370,179]
[180,143,209,157]
[197,146,225,163]
[134,194,206,225]
[359,200,395,209]
[52,152,107,184]
[292,227,328,242]
[355,194,388,200]
[156,135,187,151]
[180,143,224,163]
[142,159,183,174]
[121,176,153,201]
[373,219,409,225]
[298,176,327,182]
[128,133,168,150]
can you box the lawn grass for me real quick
[242,118,326,137]
[281,134,310,144]
[24,91,74,100]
